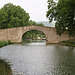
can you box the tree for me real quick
[46,0,75,37]
[0,3,30,29]
[29,20,44,26]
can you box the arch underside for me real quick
[21,29,47,42]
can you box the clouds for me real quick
[0,0,48,22]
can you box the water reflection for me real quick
[53,45,75,75]
[23,40,46,46]
[0,42,75,75]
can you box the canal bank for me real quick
[60,40,75,47]
[0,59,12,75]
[0,41,12,75]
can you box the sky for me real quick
[0,0,48,22]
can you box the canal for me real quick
[0,42,75,75]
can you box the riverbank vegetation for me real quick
[0,41,9,48]
[0,40,13,75]
[0,40,22,48]
[0,59,12,75]
[0,40,14,48]
[60,40,75,47]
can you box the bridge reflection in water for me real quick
[23,40,46,45]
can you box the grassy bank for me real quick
[60,40,75,47]
[0,41,12,75]
[0,41,9,48]
[0,59,12,75]
[0,40,22,48]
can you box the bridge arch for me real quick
[21,29,47,42]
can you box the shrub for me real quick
[60,40,75,47]
[0,41,8,48]
[0,59,12,75]
[8,40,11,44]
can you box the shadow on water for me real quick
[22,40,46,46]
[51,44,75,75]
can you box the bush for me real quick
[0,59,12,75]
[0,41,8,48]
[60,40,75,47]
[8,40,11,44]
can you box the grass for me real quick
[0,40,13,75]
[0,40,8,48]
[60,40,75,47]
[0,59,12,75]
[0,40,22,48]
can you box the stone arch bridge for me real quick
[0,25,70,44]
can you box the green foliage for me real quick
[22,30,45,42]
[0,40,14,48]
[47,0,75,37]
[0,40,22,48]
[46,0,56,22]
[29,20,44,26]
[8,40,11,44]
[0,3,44,29]
[23,40,32,43]
[0,59,12,75]
[0,41,8,47]
[60,40,75,47]
[0,3,30,29]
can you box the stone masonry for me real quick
[0,25,71,44]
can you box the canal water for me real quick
[0,42,75,75]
